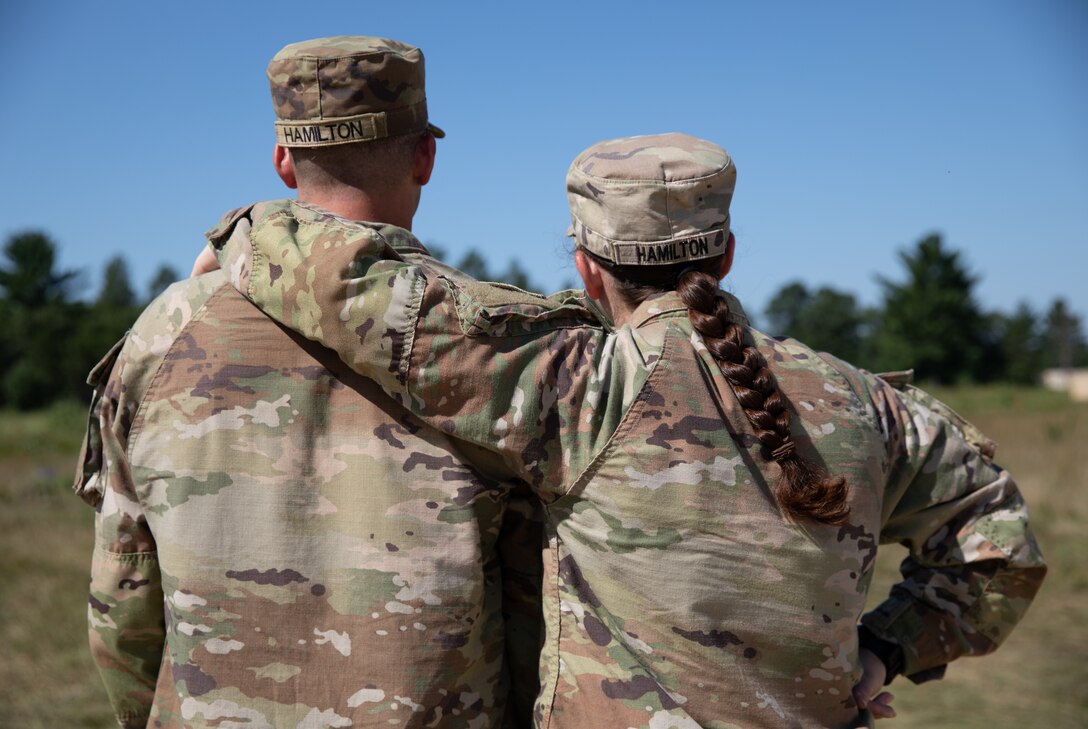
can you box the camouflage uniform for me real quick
[73,38,541,729]
[209,134,1046,729]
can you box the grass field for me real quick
[0,389,1084,728]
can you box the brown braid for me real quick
[607,255,849,526]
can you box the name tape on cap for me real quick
[613,230,726,266]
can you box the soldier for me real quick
[75,36,545,728]
[207,132,1047,728]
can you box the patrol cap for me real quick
[566,133,735,266]
[269,36,445,148]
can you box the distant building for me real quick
[1041,368,1088,402]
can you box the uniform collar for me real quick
[626,289,749,330]
[206,199,431,257]
[292,200,429,255]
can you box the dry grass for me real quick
[0,390,1083,728]
[0,403,116,727]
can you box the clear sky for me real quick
[2,0,1085,324]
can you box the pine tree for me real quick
[97,256,136,308]
[1042,299,1087,370]
[997,303,1044,384]
[873,234,989,384]
[0,231,76,307]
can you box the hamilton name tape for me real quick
[627,232,722,265]
[279,119,381,145]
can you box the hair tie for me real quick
[771,441,796,462]
[673,264,699,288]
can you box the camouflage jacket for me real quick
[211,200,1045,729]
[73,201,547,728]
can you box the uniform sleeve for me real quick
[213,215,640,495]
[859,374,1046,682]
[75,337,165,727]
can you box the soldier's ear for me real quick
[717,232,736,281]
[574,249,605,301]
[413,133,436,186]
[273,145,297,189]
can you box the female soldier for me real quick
[206,133,1045,728]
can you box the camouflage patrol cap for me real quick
[269,36,445,148]
[567,133,735,266]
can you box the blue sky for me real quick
[2,1,1085,325]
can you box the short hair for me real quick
[289,132,425,194]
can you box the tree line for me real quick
[763,234,1086,384]
[1,230,1085,410]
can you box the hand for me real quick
[191,246,220,277]
[854,648,896,719]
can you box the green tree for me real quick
[0,233,146,409]
[499,260,533,291]
[1042,298,1087,370]
[0,231,83,408]
[872,234,989,384]
[0,230,76,307]
[455,250,490,280]
[84,257,143,399]
[763,282,809,334]
[452,248,546,291]
[764,281,868,363]
[97,256,136,308]
[2,302,84,409]
[994,303,1044,384]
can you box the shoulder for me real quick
[753,330,866,402]
[445,278,602,338]
[395,250,604,338]
[114,271,231,404]
[131,271,230,345]
[75,272,231,506]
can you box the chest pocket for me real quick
[452,279,599,337]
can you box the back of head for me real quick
[267,36,445,193]
[567,133,734,269]
[567,133,849,526]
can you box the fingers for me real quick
[854,647,888,711]
[191,246,220,277]
[852,675,880,710]
[869,692,896,719]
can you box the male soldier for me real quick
[75,36,546,728]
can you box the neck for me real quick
[596,278,639,327]
[297,186,416,230]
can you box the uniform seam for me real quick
[374,230,423,395]
[126,282,233,457]
[559,325,677,498]
[538,525,564,729]
[400,267,425,392]
[94,544,158,560]
[574,166,730,186]
[248,233,263,302]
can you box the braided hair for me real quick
[604,254,850,526]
